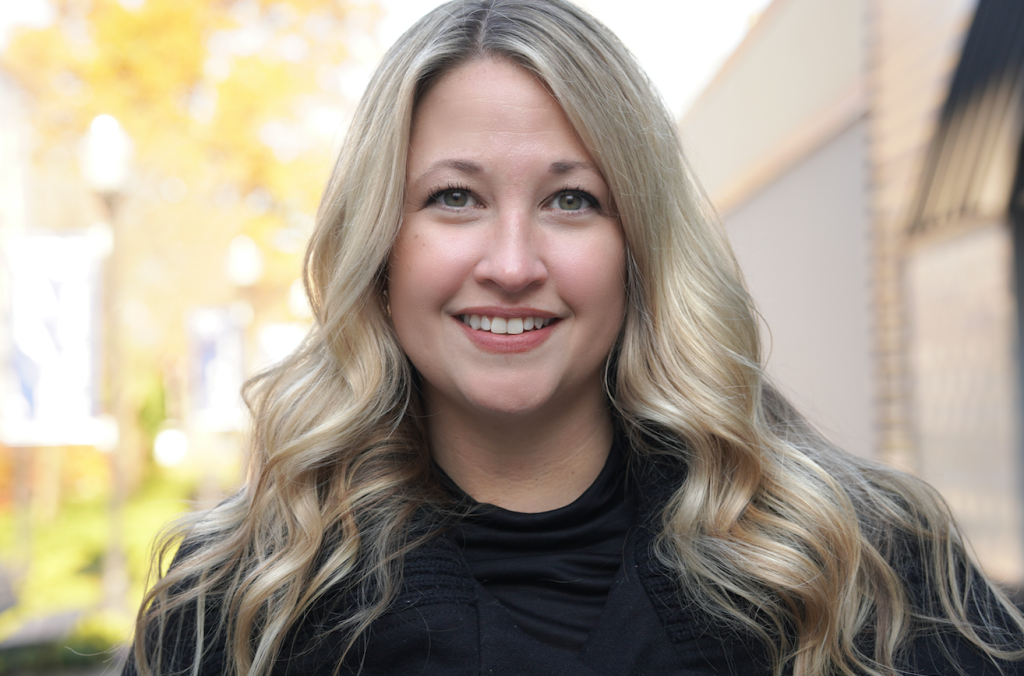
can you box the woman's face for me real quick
[388,58,626,420]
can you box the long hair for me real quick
[133,2,1024,675]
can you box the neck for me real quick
[427,393,614,513]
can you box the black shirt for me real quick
[449,443,638,651]
[125,453,1024,675]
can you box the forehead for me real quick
[408,58,594,169]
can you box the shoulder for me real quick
[126,529,237,676]
[892,542,1024,675]
[629,448,1024,676]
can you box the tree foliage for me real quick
[0,0,372,486]
[1,0,370,369]
[3,0,360,205]
[0,1,373,642]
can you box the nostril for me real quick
[474,259,548,293]
[473,225,548,292]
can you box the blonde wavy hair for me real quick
[133,1,1024,675]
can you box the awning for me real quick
[908,0,1024,235]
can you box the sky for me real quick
[0,0,54,44]
[0,0,773,119]
[371,0,773,116]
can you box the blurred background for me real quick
[0,0,1021,673]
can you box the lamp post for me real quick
[226,234,264,290]
[82,114,132,612]
[197,233,263,504]
[225,233,264,376]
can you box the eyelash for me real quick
[425,184,602,212]
[426,183,475,208]
[554,186,601,211]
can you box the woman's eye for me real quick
[433,189,474,208]
[549,191,593,211]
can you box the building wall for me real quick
[681,0,865,210]
[867,0,1024,583]
[683,0,1023,580]
[726,120,873,458]
[681,0,875,458]
[906,221,1023,581]
[867,0,978,469]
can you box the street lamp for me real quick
[81,113,132,612]
[83,116,131,193]
[226,234,264,288]
[191,234,264,506]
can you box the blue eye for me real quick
[549,190,597,211]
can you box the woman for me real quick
[130,1,1024,675]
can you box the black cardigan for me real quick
[127,459,1023,675]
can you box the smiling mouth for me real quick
[459,314,553,335]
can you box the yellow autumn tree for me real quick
[2,0,374,431]
[5,0,361,200]
[0,0,377,658]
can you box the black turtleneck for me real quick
[442,441,638,652]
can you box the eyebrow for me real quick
[423,159,483,175]
[550,160,595,174]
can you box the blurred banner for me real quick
[188,307,245,433]
[0,232,113,447]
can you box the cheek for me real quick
[387,225,472,337]
[550,232,627,318]
[387,236,432,342]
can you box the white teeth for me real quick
[460,314,551,334]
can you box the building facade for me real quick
[681,0,1024,582]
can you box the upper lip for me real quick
[454,306,558,319]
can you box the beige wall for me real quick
[725,120,873,458]
[680,0,874,458]
[868,0,977,468]
[681,0,1024,579]
[871,0,1019,586]
[906,222,1023,582]
[681,0,865,210]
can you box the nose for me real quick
[473,209,548,293]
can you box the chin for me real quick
[468,393,553,418]
[451,378,562,419]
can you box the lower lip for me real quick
[456,317,555,353]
